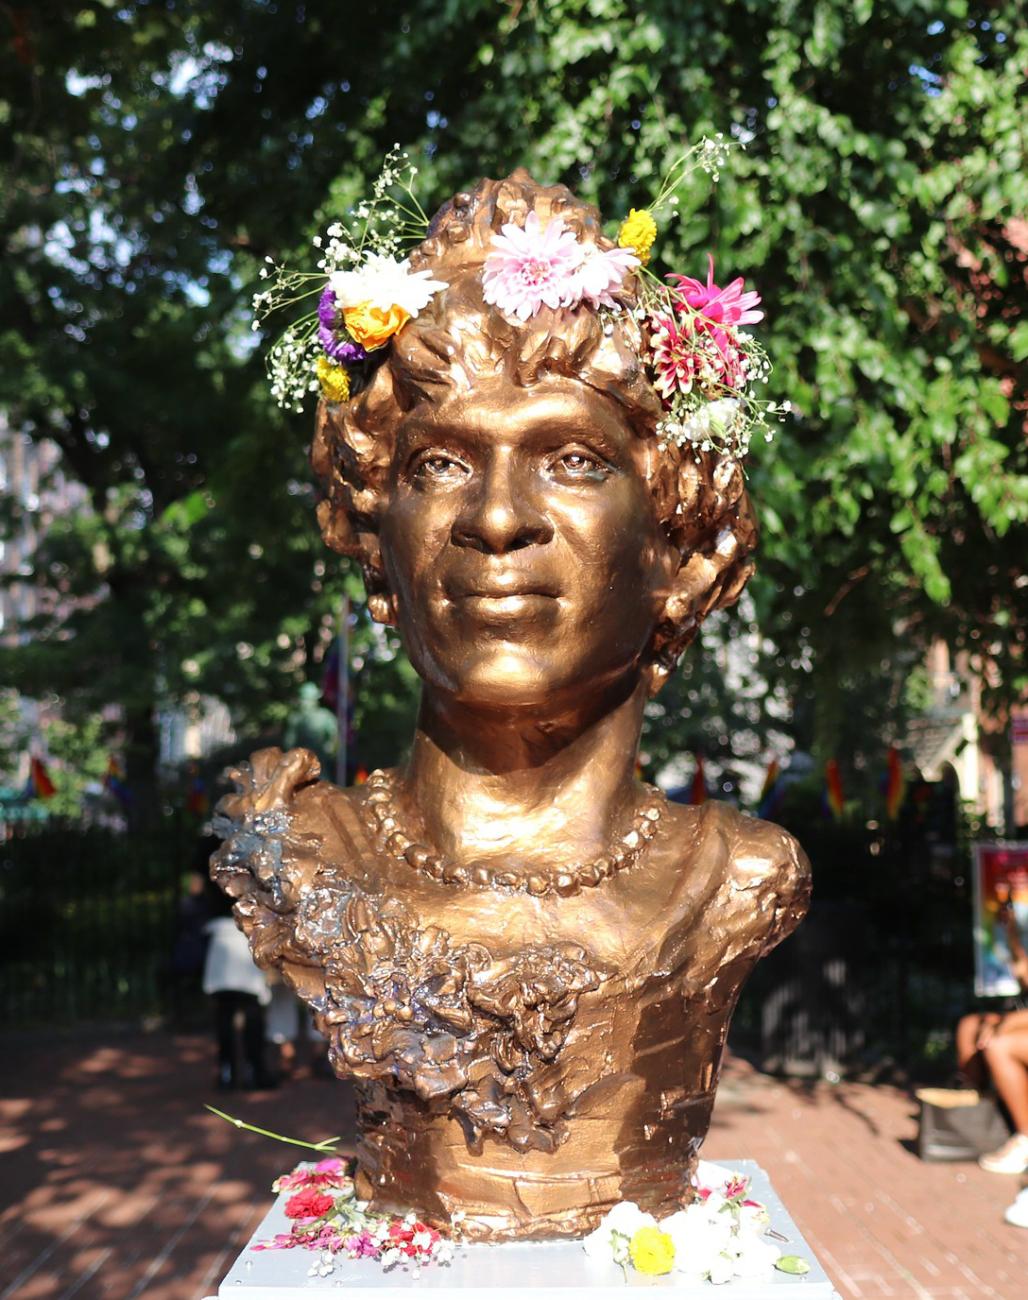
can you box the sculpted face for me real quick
[378,379,678,712]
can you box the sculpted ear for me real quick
[367,592,399,625]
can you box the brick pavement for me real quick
[1,1031,1026,1299]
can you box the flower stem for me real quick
[205,1104,341,1153]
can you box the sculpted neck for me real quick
[402,679,649,869]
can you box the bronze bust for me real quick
[213,172,809,1242]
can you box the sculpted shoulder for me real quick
[659,797,808,887]
[702,800,808,891]
[211,746,380,917]
[709,799,810,955]
[651,798,811,978]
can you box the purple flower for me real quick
[318,287,338,327]
[317,286,367,362]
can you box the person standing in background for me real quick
[202,872,276,1091]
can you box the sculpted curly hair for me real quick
[310,170,757,691]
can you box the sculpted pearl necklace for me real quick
[362,768,666,897]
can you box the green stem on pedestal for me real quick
[205,1104,341,1153]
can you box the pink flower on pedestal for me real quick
[284,1188,335,1220]
[253,1232,298,1251]
[314,1157,346,1176]
[668,255,763,326]
[345,1230,382,1258]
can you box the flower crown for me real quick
[254,139,788,460]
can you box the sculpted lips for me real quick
[444,571,560,622]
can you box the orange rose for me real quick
[342,301,410,351]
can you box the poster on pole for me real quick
[972,842,1028,998]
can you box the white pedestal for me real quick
[212,1161,839,1297]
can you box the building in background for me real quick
[0,419,87,648]
[908,640,1027,833]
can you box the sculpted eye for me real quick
[551,448,610,481]
[411,451,468,484]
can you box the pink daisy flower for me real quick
[668,254,763,326]
[569,243,639,309]
[482,211,581,320]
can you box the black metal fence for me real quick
[732,813,978,1078]
[0,817,191,1024]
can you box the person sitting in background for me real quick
[1005,1186,1028,1229]
[956,887,1028,1174]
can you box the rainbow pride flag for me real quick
[884,745,906,821]
[28,756,56,800]
[757,758,783,819]
[823,759,845,820]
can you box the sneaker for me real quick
[979,1133,1028,1174]
[1004,1188,1028,1228]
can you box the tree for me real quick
[1,0,1025,806]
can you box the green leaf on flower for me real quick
[775,1254,812,1275]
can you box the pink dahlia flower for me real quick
[649,313,748,403]
[482,211,582,320]
[650,313,701,400]
[668,254,763,326]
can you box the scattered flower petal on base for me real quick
[256,1160,454,1274]
[775,1254,812,1275]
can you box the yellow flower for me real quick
[629,1225,675,1275]
[618,208,657,265]
[342,300,410,351]
[316,356,351,403]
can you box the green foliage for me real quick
[1,0,1025,790]
[0,690,25,782]
[39,712,111,817]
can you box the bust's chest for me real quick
[310,794,739,991]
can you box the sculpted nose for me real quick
[451,462,553,554]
